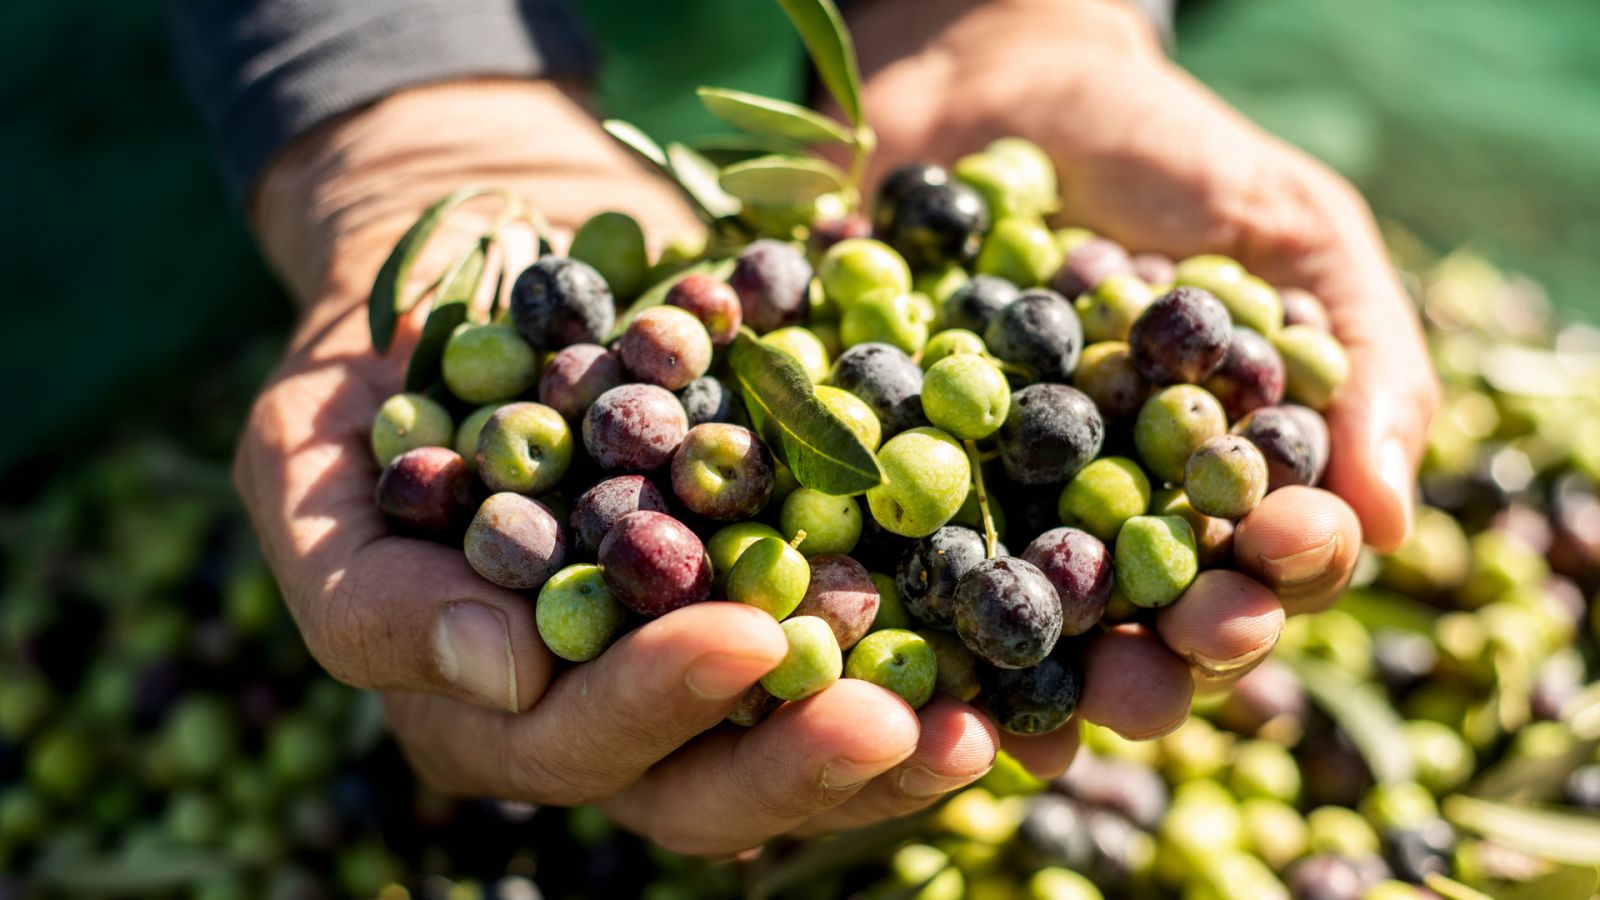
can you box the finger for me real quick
[998,720,1082,781]
[603,679,921,856]
[236,354,555,711]
[794,694,999,834]
[1234,167,1437,553]
[384,603,788,807]
[320,538,557,711]
[510,602,787,803]
[233,307,536,711]
[1234,486,1362,616]
[1077,624,1192,740]
[1156,570,1283,689]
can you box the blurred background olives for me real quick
[8,0,1600,895]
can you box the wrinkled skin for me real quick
[234,0,1432,857]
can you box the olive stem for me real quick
[789,530,808,550]
[996,361,1035,381]
[964,439,999,559]
[848,126,877,198]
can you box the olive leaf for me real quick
[1334,587,1439,635]
[404,237,488,391]
[1444,796,1600,865]
[1422,875,1495,900]
[719,155,848,208]
[696,87,855,146]
[368,185,500,352]
[691,133,810,166]
[1279,651,1417,784]
[609,258,737,342]
[605,119,742,223]
[665,143,742,219]
[1497,864,1600,900]
[728,329,882,496]
[775,0,865,128]
[601,119,669,169]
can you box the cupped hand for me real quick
[841,0,1437,736]
[236,80,1008,858]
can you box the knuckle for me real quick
[741,747,830,823]
[300,566,384,690]
[504,745,607,807]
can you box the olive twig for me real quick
[847,126,877,200]
[964,439,999,559]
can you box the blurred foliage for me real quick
[1177,0,1600,322]
[5,0,1600,895]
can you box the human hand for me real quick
[236,79,1015,857]
[843,0,1437,724]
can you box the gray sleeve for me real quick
[165,0,598,204]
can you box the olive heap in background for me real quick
[5,227,1596,899]
[369,136,1350,737]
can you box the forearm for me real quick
[250,78,699,311]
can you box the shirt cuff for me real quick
[166,0,598,204]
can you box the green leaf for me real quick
[1497,864,1600,900]
[775,0,865,127]
[697,87,855,145]
[404,237,487,391]
[1444,796,1600,866]
[1424,874,1496,900]
[719,155,848,208]
[1335,587,1439,634]
[601,119,669,169]
[609,258,736,342]
[665,143,742,219]
[368,185,499,352]
[691,134,810,166]
[727,329,882,495]
[1279,651,1417,784]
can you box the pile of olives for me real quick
[371,135,1351,737]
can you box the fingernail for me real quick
[822,755,905,791]
[1258,534,1341,588]
[434,603,518,712]
[1189,642,1275,678]
[898,764,990,798]
[1378,437,1415,538]
[686,653,778,700]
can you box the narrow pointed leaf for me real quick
[1335,587,1439,634]
[691,133,810,166]
[368,185,498,352]
[1444,796,1600,865]
[606,120,738,222]
[1423,875,1494,900]
[404,238,488,391]
[697,87,854,145]
[775,0,865,127]
[728,329,882,495]
[1280,651,1416,784]
[610,258,736,342]
[602,119,669,169]
[1498,864,1599,900]
[665,143,741,218]
[719,155,847,208]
